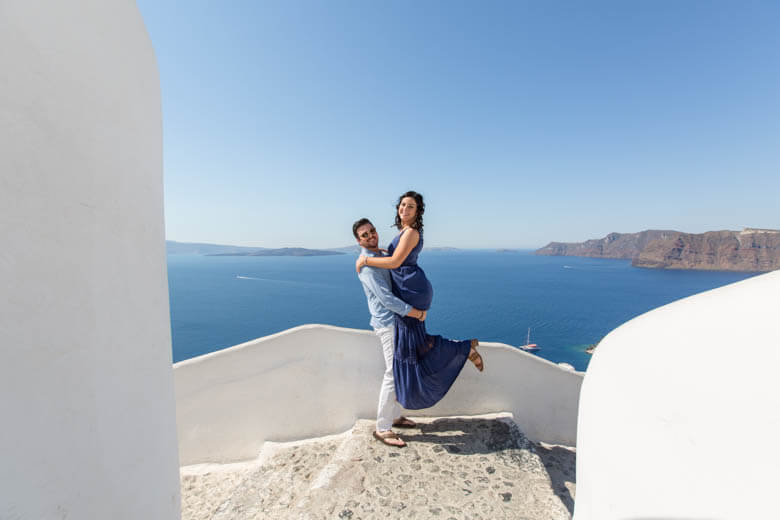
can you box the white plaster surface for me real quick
[175,324,583,465]
[574,270,780,520]
[0,2,180,519]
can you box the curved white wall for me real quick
[0,2,180,519]
[175,324,583,465]
[574,270,780,520]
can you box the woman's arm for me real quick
[356,229,419,272]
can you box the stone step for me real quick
[180,413,576,520]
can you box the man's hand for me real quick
[408,308,427,321]
[356,255,367,274]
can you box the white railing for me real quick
[174,324,584,465]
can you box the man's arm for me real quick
[359,269,425,320]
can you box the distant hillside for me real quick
[535,230,678,259]
[207,247,344,257]
[167,241,344,257]
[536,228,780,272]
[634,229,780,271]
[166,241,266,255]
[329,245,459,253]
[330,245,361,253]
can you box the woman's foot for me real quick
[469,339,484,372]
[373,430,406,447]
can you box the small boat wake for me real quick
[235,275,336,288]
[236,275,298,283]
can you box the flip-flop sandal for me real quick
[469,340,484,372]
[373,430,406,448]
[392,416,417,428]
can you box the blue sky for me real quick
[138,1,779,249]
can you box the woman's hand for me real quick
[356,255,367,273]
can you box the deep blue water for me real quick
[167,251,759,371]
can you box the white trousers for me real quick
[375,326,402,431]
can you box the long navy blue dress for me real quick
[388,230,471,409]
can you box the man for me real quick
[353,217,426,448]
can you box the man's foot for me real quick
[373,430,406,447]
[469,339,484,372]
[392,416,417,429]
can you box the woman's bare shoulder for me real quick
[402,227,420,239]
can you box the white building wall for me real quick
[175,324,583,465]
[574,270,780,520]
[0,2,180,519]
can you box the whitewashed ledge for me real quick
[174,324,584,466]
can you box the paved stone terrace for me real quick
[180,414,576,520]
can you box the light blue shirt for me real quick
[357,247,412,329]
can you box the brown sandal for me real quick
[469,339,484,372]
[373,430,406,447]
[392,416,417,429]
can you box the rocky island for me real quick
[166,241,345,257]
[207,247,344,257]
[536,228,780,272]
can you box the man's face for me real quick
[356,223,379,250]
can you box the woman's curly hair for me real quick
[394,191,424,233]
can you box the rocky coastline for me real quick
[536,228,780,272]
[207,247,343,257]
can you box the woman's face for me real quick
[398,196,418,224]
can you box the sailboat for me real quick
[521,327,540,352]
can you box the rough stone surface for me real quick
[535,230,678,259]
[535,228,780,272]
[180,415,575,520]
[633,229,780,271]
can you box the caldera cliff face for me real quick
[536,228,780,272]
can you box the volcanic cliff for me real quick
[536,228,780,272]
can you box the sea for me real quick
[167,250,760,371]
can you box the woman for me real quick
[356,191,484,410]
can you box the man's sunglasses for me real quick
[359,228,377,239]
